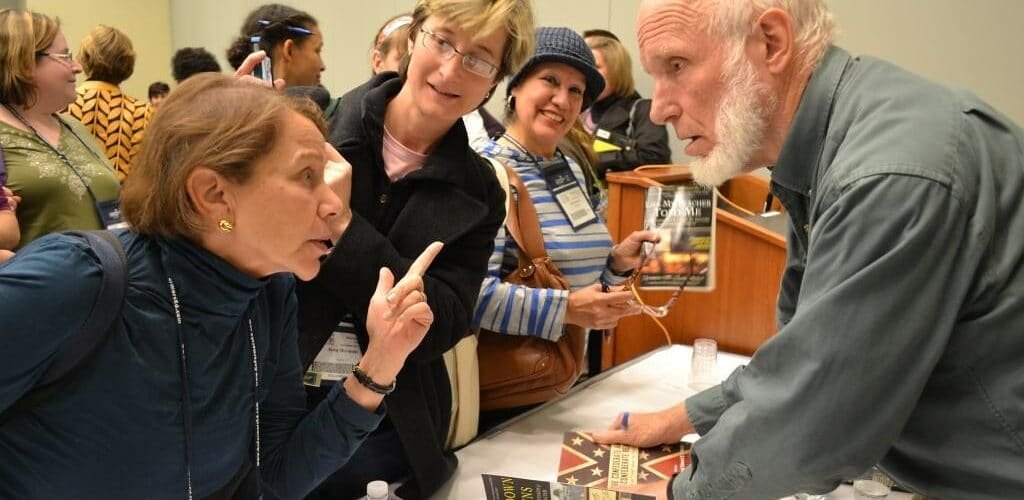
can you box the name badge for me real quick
[303,319,363,387]
[96,198,128,229]
[538,157,597,230]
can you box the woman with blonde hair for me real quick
[584,31,670,175]
[66,24,151,180]
[0,70,441,498]
[0,9,121,249]
[298,0,535,497]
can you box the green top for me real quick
[0,116,120,249]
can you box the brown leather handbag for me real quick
[477,166,588,410]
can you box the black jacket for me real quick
[295,73,505,498]
[590,92,672,176]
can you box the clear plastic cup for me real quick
[688,338,718,390]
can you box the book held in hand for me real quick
[481,473,655,500]
[640,183,716,291]
[557,431,690,490]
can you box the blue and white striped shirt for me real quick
[472,139,619,341]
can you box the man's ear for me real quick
[186,166,234,223]
[753,8,795,75]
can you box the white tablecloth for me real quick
[430,344,911,499]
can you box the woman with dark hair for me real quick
[226,3,324,88]
[0,69,440,499]
[297,0,536,497]
[371,13,412,75]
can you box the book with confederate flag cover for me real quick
[557,431,691,490]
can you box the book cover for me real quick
[639,183,716,291]
[481,473,655,500]
[557,431,690,490]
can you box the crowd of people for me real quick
[1,0,1023,499]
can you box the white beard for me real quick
[689,53,776,187]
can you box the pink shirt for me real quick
[382,126,427,181]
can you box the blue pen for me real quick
[621,411,630,429]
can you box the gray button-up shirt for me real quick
[676,46,1024,500]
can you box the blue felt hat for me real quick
[506,27,606,110]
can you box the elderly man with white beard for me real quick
[590,1,1024,499]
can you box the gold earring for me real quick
[218,219,234,232]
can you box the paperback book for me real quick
[481,473,655,500]
[639,183,716,291]
[557,431,690,490]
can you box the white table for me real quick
[431,344,911,499]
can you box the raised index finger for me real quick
[234,50,267,79]
[406,241,444,279]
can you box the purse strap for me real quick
[502,166,550,261]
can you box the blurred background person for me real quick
[474,27,654,422]
[147,81,170,108]
[66,24,151,181]
[371,13,412,75]
[297,0,535,497]
[0,72,439,499]
[584,29,670,177]
[171,46,222,83]
[0,10,121,250]
[226,3,324,88]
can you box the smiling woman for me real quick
[0,72,440,499]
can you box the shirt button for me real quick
[803,223,810,234]
[379,194,389,204]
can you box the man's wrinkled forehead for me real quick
[637,0,708,52]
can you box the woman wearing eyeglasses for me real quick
[473,28,656,400]
[0,10,121,250]
[296,1,534,498]
[227,4,325,88]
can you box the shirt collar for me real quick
[159,236,268,319]
[772,45,853,196]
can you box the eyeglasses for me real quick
[419,28,498,79]
[626,251,698,318]
[38,51,74,64]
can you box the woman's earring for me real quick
[505,95,516,111]
[218,219,234,232]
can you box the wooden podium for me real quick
[602,166,788,368]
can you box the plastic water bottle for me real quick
[364,480,391,500]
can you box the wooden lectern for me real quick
[602,166,788,368]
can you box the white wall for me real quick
[53,0,1017,165]
[26,0,173,99]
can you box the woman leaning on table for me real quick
[0,9,121,249]
[473,27,657,415]
[0,72,441,499]
[295,0,535,498]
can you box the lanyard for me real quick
[166,275,261,500]
[1,103,109,208]
[499,133,568,166]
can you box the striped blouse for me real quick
[473,139,619,341]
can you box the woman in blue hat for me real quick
[474,27,657,419]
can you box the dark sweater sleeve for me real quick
[0,234,102,413]
[315,181,504,362]
[259,279,384,500]
[600,99,673,172]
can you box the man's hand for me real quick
[591,404,694,448]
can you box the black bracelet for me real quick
[606,251,633,277]
[351,365,396,395]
